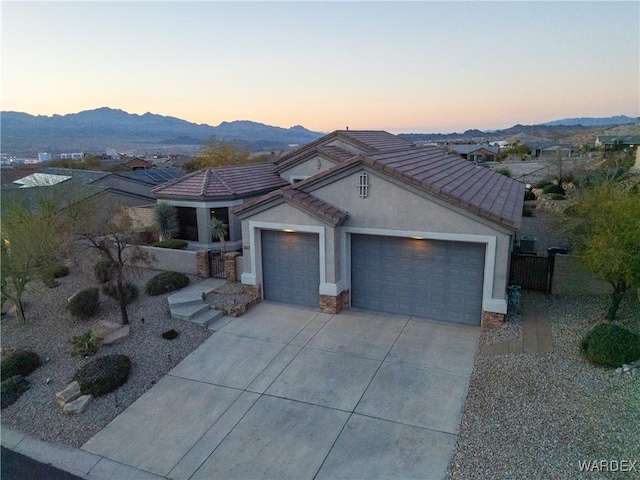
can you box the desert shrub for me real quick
[1,376,30,409]
[496,167,512,177]
[534,180,553,189]
[73,354,132,397]
[542,184,565,195]
[102,281,139,305]
[522,205,534,217]
[580,324,640,367]
[146,271,190,296]
[51,265,70,278]
[152,239,188,250]
[42,275,57,288]
[1,350,41,380]
[94,258,115,283]
[551,193,566,200]
[524,190,536,201]
[162,329,179,340]
[70,331,102,357]
[69,287,100,319]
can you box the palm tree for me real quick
[209,217,228,253]
[154,202,178,242]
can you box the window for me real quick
[210,207,230,241]
[176,207,198,241]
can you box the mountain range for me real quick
[1,108,638,157]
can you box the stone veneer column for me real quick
[481,311,505,330]
[195,250,210,278]
[224,252,241,282]
[319,290,350,315]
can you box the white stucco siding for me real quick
[311,170,513,304]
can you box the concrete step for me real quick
[168,295,205,309]
[170,303,210,321]
[190,309,223,328]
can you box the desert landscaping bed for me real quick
[449,292,640,479]
[1,251,212,448]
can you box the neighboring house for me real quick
[151,163,289,251]
[230,130,524,329]
[448,144,499,163]
[595,135,640,156]
[527,142,574,158]
[121,157,155,170]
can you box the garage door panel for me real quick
[351,234,485,325]
[262,230,319,307]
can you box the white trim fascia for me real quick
[159,199,244,208]
[241,272,258,285]
[342,227,501,314]
[319,280,345,296]
[246,221,326,291]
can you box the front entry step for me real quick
[167,278,226,328]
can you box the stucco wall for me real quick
[280,154,336,182]
[133,246,199,275]
[552,254,611,295]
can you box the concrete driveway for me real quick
[82,302,479,480]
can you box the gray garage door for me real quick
[351,234,485,325]
[262,230,320,307]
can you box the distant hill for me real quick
[0,107,324,156]
[539,115,639,127]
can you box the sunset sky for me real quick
[2,1,638,134]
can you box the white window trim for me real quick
[341,227,506,314]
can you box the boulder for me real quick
[91,320,123,340]
[56,381,81,406]
[102,325,130,345]
[63,394,93,414]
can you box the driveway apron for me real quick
[82,303,479,480]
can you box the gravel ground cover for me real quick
[0,251,212,448]
[449,292,640,480]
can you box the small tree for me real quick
[184,138,257,172]
[154,202,178,242]
[210,217,228,254]
[564,183,640,321]
[0,193,64,324]
[79,212,151,325]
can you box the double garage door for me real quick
[351,234,485,325]
[261,230,485,325]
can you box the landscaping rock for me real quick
[91,320,122,340]
[55,381,81,406]
[102,325,130,345]
[63,394,93,414]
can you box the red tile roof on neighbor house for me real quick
[151,163,288,199]
[236,145,524,229]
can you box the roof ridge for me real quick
[199,168,213,196]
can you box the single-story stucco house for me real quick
[224,130,524,329]
[448,144,499,163]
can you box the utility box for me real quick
[519,236,537,255]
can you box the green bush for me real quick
[94,258,115,283]
[1,376,30,409]
[522,205,534,217]
[152,239,189,250]
[70,331,102,357]
[51,265,70,278]
[69,287,100,320]
[73,354,132,397]
[542,184,565,195]
[524,190,536,201]
[102,281,139,305]
[162,329,179,340]
[1,350,41,380]
[580,324,640,367]
[534,180,553,189]
[496,167,512,177]
[146,272,190,296]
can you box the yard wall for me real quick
[133,246,199,275]
[552,254,611,295]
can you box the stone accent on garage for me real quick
[481,311,505,330]
[320,290,350,314]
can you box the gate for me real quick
[509,254,551,292]
[209,251,226,279]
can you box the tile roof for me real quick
[337,130,416,153]
[363,147,523,227]
[40,167,111,184]
[151,163,288,199]
[233,185,349,227]
[275,145,355,173]
[449,144,499,155]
